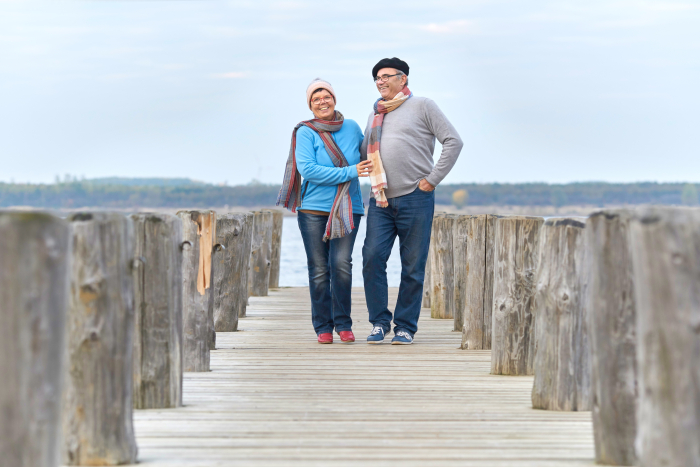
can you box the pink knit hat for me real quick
[306,78,336,109]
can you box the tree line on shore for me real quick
[0,178,698,208]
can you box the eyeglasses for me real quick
[374,73,400,83]
[311,96,334,105]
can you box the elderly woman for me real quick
[277,79,373,344]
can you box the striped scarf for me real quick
[367,86,413,207]
[276,111,355,241]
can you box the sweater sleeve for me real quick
[359,112,373,162]
[295,127,358,186]
[422,99,464,188]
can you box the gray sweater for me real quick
[360,96,463,199]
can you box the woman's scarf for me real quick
[276,111,355,241]
[367,86,413,207]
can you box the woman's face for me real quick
[310,90,336,120]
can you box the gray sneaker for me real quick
[367,326,385,344]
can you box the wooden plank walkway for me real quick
[131,287,596,467]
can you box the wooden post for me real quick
[62,212,138,465]
[430,214,455,319]
[629,207,700,467]
[177,210,216,372]
[213,212,254,331]
[483,214,497,350]
[239,213,255,318]
[531,218,590,411]
[268,210,283,289]
[0,212,70,467]
[586,210,637,465]
[131,213,183,410]
[452,215,469,332]
[491,216,544,376]
[248,210,273,297]
[455,215,482,342]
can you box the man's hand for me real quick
[418,179,435,192]
[356,160,373,177]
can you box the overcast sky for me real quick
[1,1,698,185]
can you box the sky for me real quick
[1,0,698,186]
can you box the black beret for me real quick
[372,57,409,79]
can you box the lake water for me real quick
[279,216,402,287]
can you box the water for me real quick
[279,216,402,287]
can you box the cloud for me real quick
[211,72,248,79]
[418,19,477,34]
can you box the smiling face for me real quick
[375,67,407,100]
[309,89,336,120]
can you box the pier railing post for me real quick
[239,213,255,318]
[268,210,284,289]
[131,213,184,409]
[491,215,544,375]
[586,210,637,465]
[531,218,590,411]
[62,212,138,465]
[248,210,273,297]
[430,214,455,319]
[177,210,216,372]
[0,212,71,467]
[629,207,700,467]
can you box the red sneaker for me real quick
[338,330,355,343]
[317,333,333,344]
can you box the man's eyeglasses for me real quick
[374,73,400,83]
[311,96,334,105]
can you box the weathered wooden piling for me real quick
[238,213,255,318]
[629,207,700,467]
[62,212,138,465]
[268,210,283,289]
[131,213,183,410]
[491,216,544,376]
[455,214,497,348]
[213,212,254,331]
[177,210,216,372]
[0,212,71,467]
[531,218,590,411]
[586,210,637,465]
[248,210,273,297]
[430,214,456,319]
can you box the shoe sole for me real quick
[391,340,413,345]
[340,339,355,343]
[367,340,384,344]
[318,341,333,344]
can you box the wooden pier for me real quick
[131,287,596,467]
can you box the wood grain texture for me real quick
[62,212,138,465]
[131,213,183,410]
[483,214,497,350]
[531,218,590,411]
[586,210,637,465]
[456,215,486,347]
[268,210,283,289]
[629,207,700,467]
[177,211,216,372]
[491,216,544,376]
[130,287,597,467]
[248,211,273,297]
[238,214,254,318]
[213,213,253,332]
[430,214,455,319]
[0,212,70,467]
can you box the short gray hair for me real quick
[395,70,409,86]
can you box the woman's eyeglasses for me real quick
[311,96,334,105]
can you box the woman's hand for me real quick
[356,160,373,177]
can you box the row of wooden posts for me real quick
[0,209,282,467]
[423,208,700,466]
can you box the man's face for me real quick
[375,67,407,100]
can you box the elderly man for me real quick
[361,57,463,344]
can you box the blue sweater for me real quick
[295,119,365,215]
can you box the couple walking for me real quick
[277,57,463,345]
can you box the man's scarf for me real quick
[367,86,413,207]
[276,111,355,241]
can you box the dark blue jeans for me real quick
[298,212,362,335]
[362,187,435,336]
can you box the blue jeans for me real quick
[362,187,435,336]
[298,212,362,335]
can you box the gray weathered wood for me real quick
[483,214,497,350]
[586,210,637,465]
[131,213,183,410]
[491,215,544,376]
[177,210,216,372]
[62,212,138,465]
[213,212,254,331]
[531,218,590,411]
[430,214,456,319]
[455,215,485,345]
[248,210,273,297]
[0,212,70,467]
[629,207,700,467]
[268,210,284,289]
[238,213,255,318]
